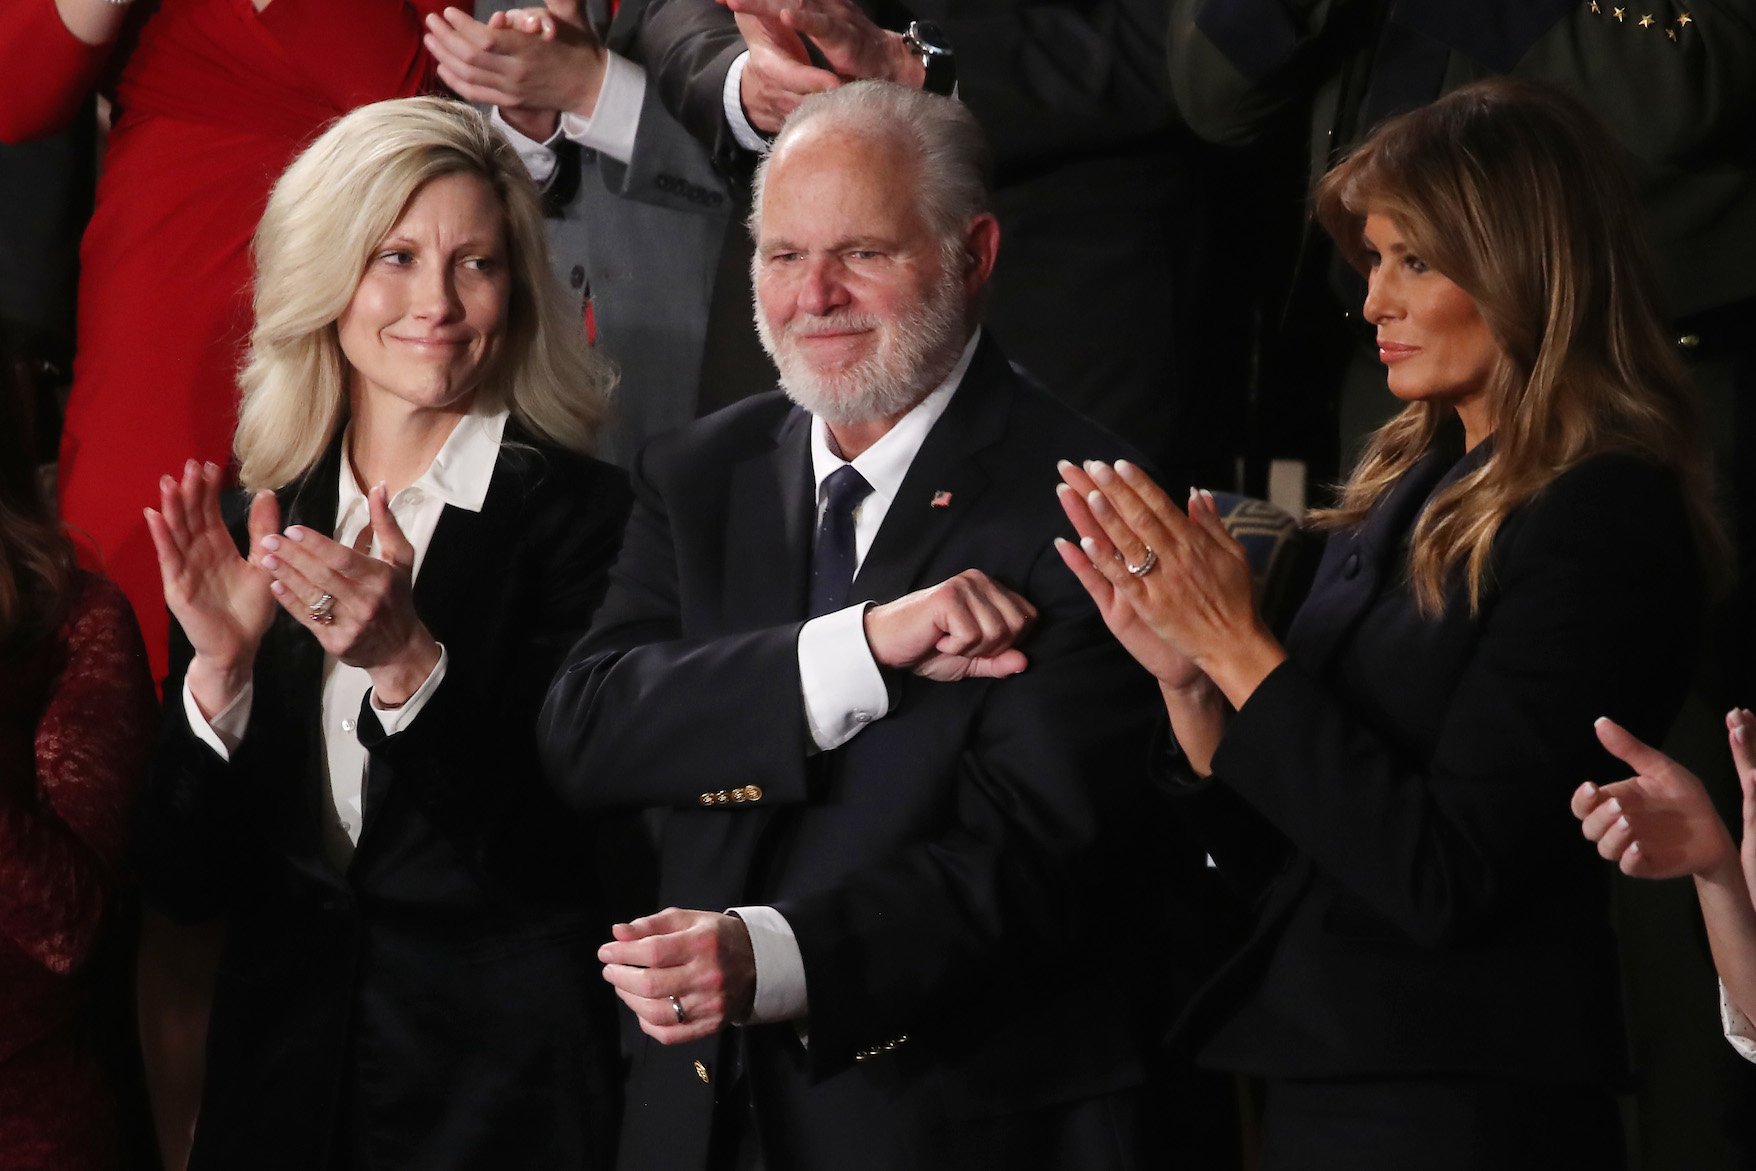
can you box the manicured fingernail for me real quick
[1594,716,1608,727]
[160,475,174,491]
[1580,782,1597,798]
[1616,815,1630,831]
[262,555,280,570]
[1628,841,1642,856]
[259,536,279,552]
[1079,537,1101,558]
[1114,459,1136,475]
[1056,459,1073,471]
[1087,490,1104,507]
[1737,727,1748,745]
[204,461,220,475]
[185,459,199,475]
[1605,798,1622,815]
[286,526,306,541]
[269,579,286,595]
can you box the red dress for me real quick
[0,572,157,1171]
[0,0,445,682]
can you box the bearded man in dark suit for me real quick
[539,81,1211,1170]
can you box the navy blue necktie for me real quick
[808,465,874,617]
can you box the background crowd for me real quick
[0,0,1753,1167]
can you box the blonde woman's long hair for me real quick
[1312,77,1720,615]
[234,96,612,489]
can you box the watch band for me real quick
[902,20,955,96]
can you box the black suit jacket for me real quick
[1167,423,1704,1086]
[135,430,632,1171]
[539,337,1203,1169]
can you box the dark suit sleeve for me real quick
[1206,458,1702,948]
[356,463,633,878]
[1165,0,1358,146]
[938,0,1176,162]
[625,0,753,172]
[538,441,816,810]
[775,541,1165,1073]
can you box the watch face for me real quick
[910,20,951,56]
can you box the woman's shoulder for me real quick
[495,430,633,523]
[60,570,142,638]
[53,570,152,685]
[1525,449,1688,528]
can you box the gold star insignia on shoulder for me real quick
[1678,10,1693,25]
[1588,0,1600,10]
[1612,6,1626,20]
[1638,12,1655,26]
[1667,26,1678,38]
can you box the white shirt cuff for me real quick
[368,644,448,736]
[1721,981,1756,1063]
[491,106,564,185]
[730,905,807,1023]
[558,51,645,165]
[182,678,252,761]
[722,52,772,154]
[798,604,889,750]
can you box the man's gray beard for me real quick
[757,269,967,427]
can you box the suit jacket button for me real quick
[744,785,763,801]
[694,1060,711,1084]
[698,793,714,806]
[730,789,746,803]
[1342,551,1361,579]
[569,265,586,290]
[714,791,729,805]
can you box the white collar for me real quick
[809,328,981,499]
[336,406,510,516]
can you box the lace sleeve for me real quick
[0,574,156,975]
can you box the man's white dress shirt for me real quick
[732,330,980,1026]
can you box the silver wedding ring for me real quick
[1125,547,1158,578]
[669,995,687,1025]
[309,592,337,625]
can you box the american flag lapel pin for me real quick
[930,490,953,509]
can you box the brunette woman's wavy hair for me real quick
[0,391,75,650]
[1312,77,1721,614]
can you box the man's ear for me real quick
[961,213,1001,292]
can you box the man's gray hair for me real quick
[749,80,994,250]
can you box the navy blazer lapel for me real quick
[723,405,814,627]
[1286,424,1483,670]
[851,337,1009,606]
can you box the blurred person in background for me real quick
[0,368,157,1170]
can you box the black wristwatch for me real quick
[901,20,956,96]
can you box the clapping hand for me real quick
[255,484,441,706]
[145,460,280,717]
[1573,716,1739,880]
[1055,459,1283,708]
[425,2,608,142]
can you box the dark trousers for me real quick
[1259,1075,1625,1171]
